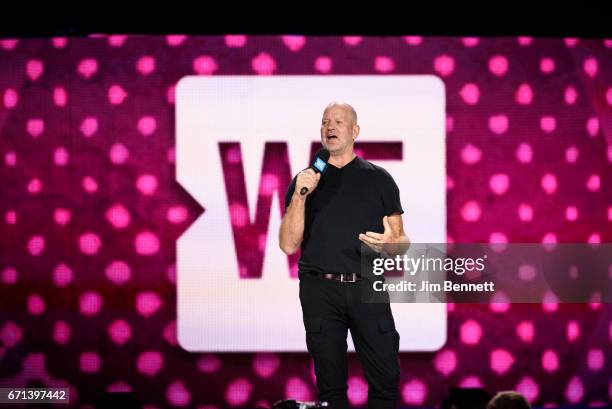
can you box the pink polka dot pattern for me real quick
[225,35,247,48]
[489,55,508,77]
[375,56,395,73]
[135,231,160,255]
[79,291,103,316]
[1,322,22,347]
[107,319,131,345]
[434,349,457,377]
[284,376,312,401]
[167,205,188,224]
[314,56,332,74]
[347,376,368,406]
[251,52,276,75]
[27,294,45,315]
[0,35,610,408]
[138,116,157,136]
[136,174,158,195]
[137,56,156,76]
[54,146,70,166]
[105,260,131,284]
[462,37,479,48]
[78,58,98,79]
[516,376,539,403]
[136,291,163,317]
[225,378,252,407]
[460,319,483,345]
[166,380,191,407]
[542,349,560,373]
[516,83,533,105]
[516,320,534,343]
[193,56,218,75]
[27,235,45,255]
[108,84,127,105]
[1,267,18,285]
[137,351,164,377]
[460,83,480,105]
[53,263,73,288]
[109,143,129,164]
[79,232,102,255]
[52,321,71,345]
[490,348,515,376]
[252,353,280,378]
[106,204,131,229]
[80,352,101,373]
[197,354,222,374]
[80,116,98,138]
[434,55,455,77]
[401,378,427,405]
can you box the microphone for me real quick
[300,148,330,196]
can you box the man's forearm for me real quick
[279,194,306,255]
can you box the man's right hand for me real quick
[294,168,321,198]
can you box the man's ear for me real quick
[353,124,360,140]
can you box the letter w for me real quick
[219,142,299,278]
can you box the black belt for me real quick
[309,272,362,283]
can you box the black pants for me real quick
[299,272,400,409]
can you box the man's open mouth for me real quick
[327,134,337,139]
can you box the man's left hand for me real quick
[358,215,394,253]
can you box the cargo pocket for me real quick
[377,317,399,361]
[304,317,323,355]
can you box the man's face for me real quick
[320,106,358,154]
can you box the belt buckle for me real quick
[341,273,356,283]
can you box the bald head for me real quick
[320,101,360,156]
[323,101,358,126]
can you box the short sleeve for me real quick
[284,176,297,211]
[380,170,404,216]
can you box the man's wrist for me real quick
[291,192,307,203]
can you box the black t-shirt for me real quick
[284,156,404,275]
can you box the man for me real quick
[279,101,410,409]
[486,391,531,409]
